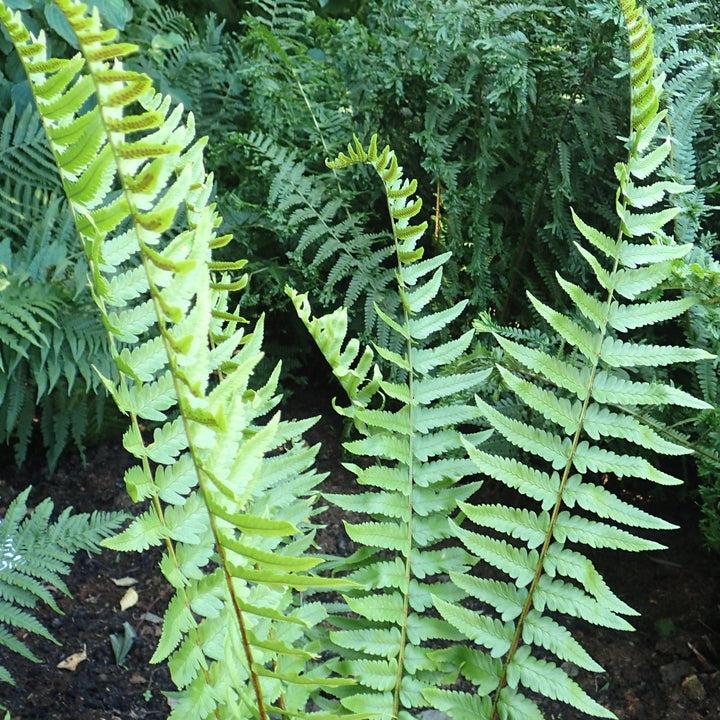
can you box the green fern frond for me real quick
[290,134,492,719]
[0,1,345,717]
[0,487,125,685]
[428,2,713,719]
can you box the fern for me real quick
[423,2,713,719]
[0,81,114,469]
[0,272,112,469]
[0,1,715,718]
[289,134,492,719]
[0,487,125,687]
[0,1,349,718]
[124,2,243,137]
[246,130,401,350]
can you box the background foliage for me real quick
[129,0,720,548]
[0,2,718,520]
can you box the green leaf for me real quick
[600,336,713,368]
[345,593,404,623]
[508,647,615,717]
[344,520,410,554]
[627,137,671,179]
[448,574,526,622]
[433,597,514,657]
[617,240,691,267]
[423,688,492,720]
[497,367,581,434]
[460,503,549,549]
[451,522,538,588]
[522,611,604,672]
[608,297,696,332]
[330,627,402,659]
[528,294,599,360]
[414,370,491,404]
[621,206,681,237]
[408,300,467,340]
[570,209,617,258]
[474,396,571,470]
[556,275,607,329]
[495,336,590,399]
[612,262,673,299]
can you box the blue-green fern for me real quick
[0,78,114,470]
[0,487,125,687]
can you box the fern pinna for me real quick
[289,135,492,719]
[425,2,712,719]
[0,1,348,718]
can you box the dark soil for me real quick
[0,390,718,720]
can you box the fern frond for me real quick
[291,134,492,719]
[0,1,344,716]
[0,487,125,685]
[426,2,713,719]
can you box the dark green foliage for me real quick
[0,486,126,686]
[245,130,400,349]
[0,1,128,469]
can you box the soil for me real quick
[0,387,718,720]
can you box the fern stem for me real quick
[293,71,348,206]
[201,487,270,720]
[385,177,415,720]
[434,182,442,241]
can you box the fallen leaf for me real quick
[111,576,138,587]
[57,645,87,671]
[129,672,146,684]
[120,587,139,611]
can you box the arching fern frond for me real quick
[0,1,347,717]
[290,134,493,720]
[425,2,713,719]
